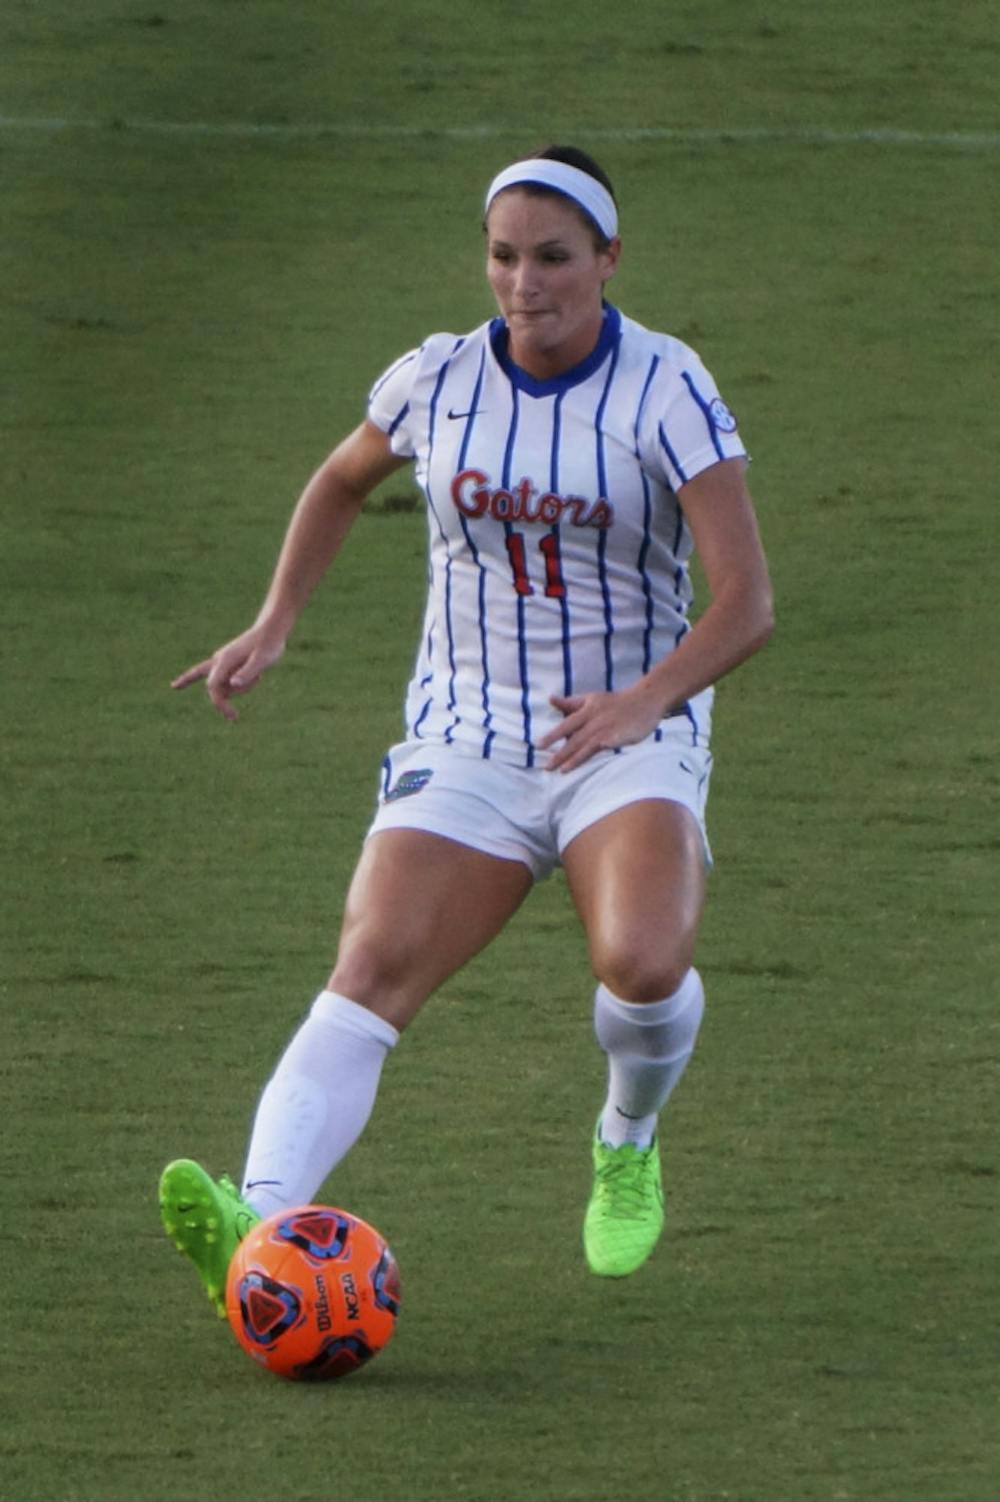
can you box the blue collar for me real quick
[489,303,622,397]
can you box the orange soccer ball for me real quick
[225,1205,401,1381]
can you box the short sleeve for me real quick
[367,347,420,459]
[651,355,747,491]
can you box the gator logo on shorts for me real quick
[385,768,434,802]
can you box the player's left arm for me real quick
[652,454,774,700]
[542,458,774,771]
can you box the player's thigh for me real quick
[330,829,533,1028]
[561,799,706,1002]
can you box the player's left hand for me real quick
[539,686,665,773]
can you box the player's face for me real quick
[486,189,620,379]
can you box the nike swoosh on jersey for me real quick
[447,407,486,420]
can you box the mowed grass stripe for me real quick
[3,114,1000,149]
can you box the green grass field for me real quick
[3,3,998,1498]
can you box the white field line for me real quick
[1,115,999,149]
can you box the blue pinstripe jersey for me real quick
[367,304,746,768]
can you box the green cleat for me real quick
[159,1159,259,1317]
[583,1127,665,1278]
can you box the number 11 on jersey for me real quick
[505,529,566,598]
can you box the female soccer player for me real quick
[160,145,773,1304]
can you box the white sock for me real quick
[240,991,398,1217]
[594,971,705,1150]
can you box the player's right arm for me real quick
[173,419,409,721]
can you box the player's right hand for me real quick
[171,627,287,721]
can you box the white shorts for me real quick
[366,728,713,881]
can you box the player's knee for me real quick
[592,942,693,1004]
[328,930,419,1014]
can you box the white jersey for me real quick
[367,304,746,768]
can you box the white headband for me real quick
[484,159,618,241]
